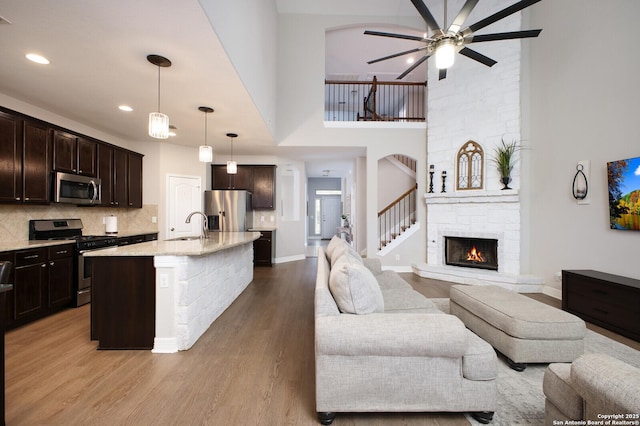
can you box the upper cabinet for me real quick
[0,106,143,208]
[98,144,143,208]
[53,130,97,176]
[211,164,276,210]
[0,111,51,204]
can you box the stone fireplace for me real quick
[413,191,543,293]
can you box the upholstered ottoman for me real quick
[450,285,585,371]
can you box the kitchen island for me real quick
[84,232,260,353]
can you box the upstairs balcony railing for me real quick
[325,76,426,122]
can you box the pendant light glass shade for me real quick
[149,112,169,139]
[199,145,213,162]
[147,55,172,139]
[435,40,455,69]
[198,106,214,163]
[226,133,238,174]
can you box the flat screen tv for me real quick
[607,156,640,231]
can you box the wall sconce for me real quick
[572,160,590,204]
[226,133,238,174]
[198,106,214,163]
[147,55,172,139]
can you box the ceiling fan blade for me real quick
[448,0,479,34]
[462,0,542,36]
[397,54,430,80]
[439,68,447,80]
[458,47,497,67]
[367,47,428,65]
[364,30,426,42]
[467,29,542,43]
[410,0,442,34]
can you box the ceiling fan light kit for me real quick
[365,0,543,80]
[147,54,172,139]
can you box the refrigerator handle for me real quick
[220,210,225,217]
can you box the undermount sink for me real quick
[166,236,202,241]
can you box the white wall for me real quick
[276,13,427,267]
[199,0,278,137]
[527,0,640,291]
[377,157,415,210]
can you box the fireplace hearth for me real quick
[445,237,498,271]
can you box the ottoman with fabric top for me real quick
[450,285,585,371]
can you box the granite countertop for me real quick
[247,227,277,231]
[83,231,260,257]
[0,239,76,253]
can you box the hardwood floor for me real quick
[4,260,638,425]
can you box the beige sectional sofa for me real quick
[543,353,640,424]
[314,237,498,424]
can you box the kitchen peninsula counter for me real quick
[86,232,260,353]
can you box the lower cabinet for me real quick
[254,230,275,266]
[2,243,74,330]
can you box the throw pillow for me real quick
[330,242,362,267]
[326,235,346,261]
[329,256,384,314]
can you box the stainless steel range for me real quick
[29,219,119,306]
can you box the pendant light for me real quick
[226,133,238,174]
[198,106,214,162]
[147,54,171,139]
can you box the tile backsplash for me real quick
[0,204,158,241]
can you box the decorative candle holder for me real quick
[441,171,447,193]
[428,165,435,193]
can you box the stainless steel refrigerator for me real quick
[204,190,253,231]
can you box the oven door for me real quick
[77,250,92,306]
[53,172,101,205]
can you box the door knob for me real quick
[170,227,175,231]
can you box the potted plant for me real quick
[491,138,520,190]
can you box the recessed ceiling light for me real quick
[25,53,50,65]
[407,57,415,64]
[118,105,133,112]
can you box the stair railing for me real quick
[378,184,417,249]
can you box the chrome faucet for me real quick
[185,211,209,239]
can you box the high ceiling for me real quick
[0,0,423,176]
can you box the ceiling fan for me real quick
[365,0,542,80]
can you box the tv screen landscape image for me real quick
[607,156,640,231]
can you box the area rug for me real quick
[466,328,640,426]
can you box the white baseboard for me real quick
[152,337,178,354]
[274,254,306,264]
[542,286,562,300]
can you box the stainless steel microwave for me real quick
[52,172,101,205]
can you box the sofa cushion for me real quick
[329,256,384,314]
[381,287,439,313]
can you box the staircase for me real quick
[378,183,418,251]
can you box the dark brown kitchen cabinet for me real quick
[0,111,22,202]
[252,166,276,210]
[98,145,143,208]
[127,152,143,208]
[211,164,276,210]
[13,248,47,321]
[22,121,52,203]
[97,143,114,206]
[0,111,51,204]
[1,243,74,330]
[253,230,275,266]
[52,130,97,177]
[47,244,74,309]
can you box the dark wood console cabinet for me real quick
[562,270,640,342]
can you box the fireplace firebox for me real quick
[445,237,498,271]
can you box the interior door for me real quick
[167,175,202,240]
[320,196,342,239]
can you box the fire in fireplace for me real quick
[445,237,498,271]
